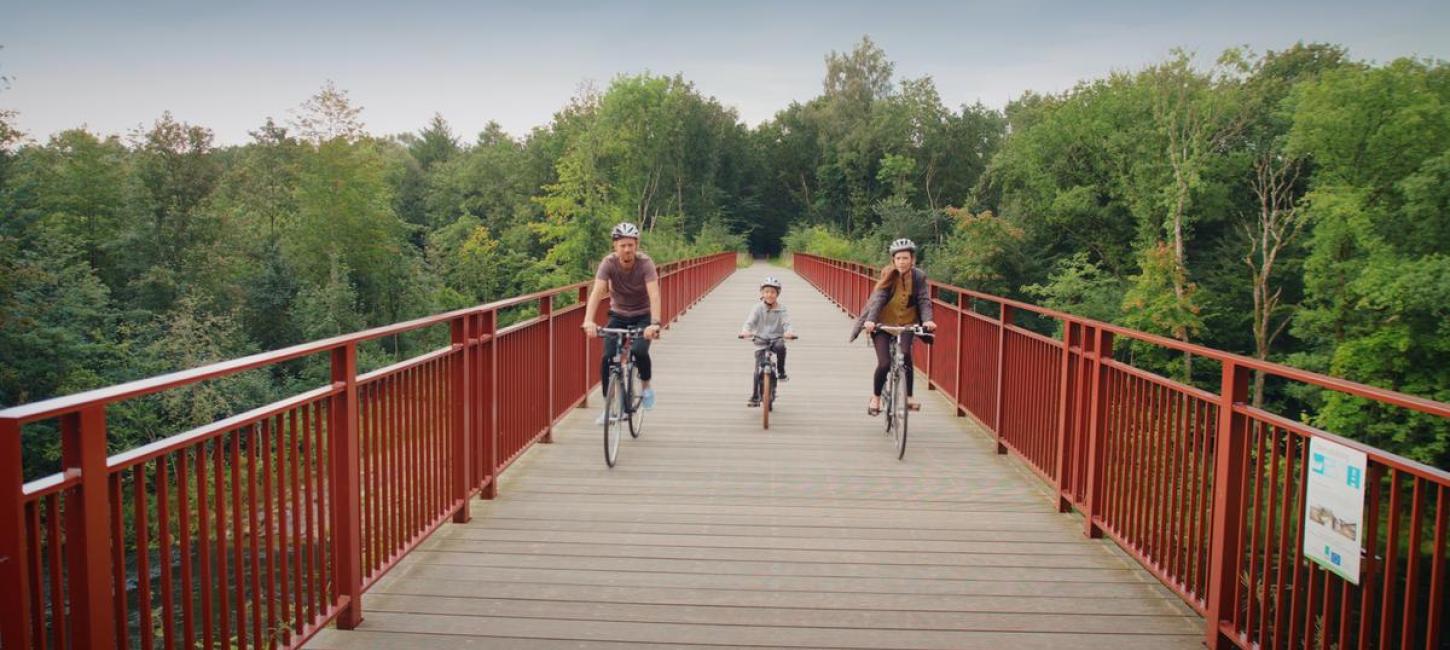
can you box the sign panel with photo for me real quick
[1302,436,1368,584]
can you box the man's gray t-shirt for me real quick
[596,253,658,317]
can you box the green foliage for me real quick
[782,224,867,263]
[1121,241,1204,342]
[1023,252,1125,324]
[288,137,409,313]
[0,233,118,407]
[931,209,1025,296]
[1282,59,1450,465]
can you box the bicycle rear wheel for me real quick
[761,372,773,430]
[627,365,644,438]
[893,368,909,460]
[604,373,624,467]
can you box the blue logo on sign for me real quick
[1346,466,1362,490]
[1311,452,1327,475]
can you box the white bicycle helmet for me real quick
[761,276,782,291]
[611,222,641,240]
[889,238,917,255]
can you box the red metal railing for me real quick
[0,251,737,650]
[793,253,1450,650]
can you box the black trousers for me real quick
[872,330,914,397]
[750,339,787,399]
[600,312,653,384]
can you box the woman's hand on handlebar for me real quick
[583,322,599,338]
[923,320,937,332]
[863,321,876,333]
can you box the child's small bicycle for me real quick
[739,334,792,430]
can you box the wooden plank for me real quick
[359,592,1199,634]
[336,611,1202,649]
[366,578,1193,616]
[383,564,1168,596]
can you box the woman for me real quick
[849,238,937,415]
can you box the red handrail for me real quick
[792,252,1449,650]
[0,251,738,650]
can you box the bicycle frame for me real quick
[599,327,645,409]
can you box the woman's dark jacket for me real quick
[848,267,933,342]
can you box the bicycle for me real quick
[739,334,795,429]
[875,325,932,460]
[598,326,646,467]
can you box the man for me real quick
[583,222,663,421]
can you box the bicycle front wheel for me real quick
[627,365,645,438]
[604,373,624,467]
[894,368,909,460]
[761,372,773,430]
[883,370,898,435]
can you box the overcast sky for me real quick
[3,0,1448,145]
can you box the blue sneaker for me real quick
[642,388,656,410]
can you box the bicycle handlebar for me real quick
[876,325,934,337]
[598,327,646,337]
[738,333,798,342]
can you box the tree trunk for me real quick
[1244,154,1304,408]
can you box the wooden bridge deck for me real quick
[307,263,1201,649]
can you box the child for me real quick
[740,276,797,406]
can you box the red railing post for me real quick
[329,343,364,629]
[1204,361,1251,649]
[450,316,472,523]
[1053,320,1077,512]
[925,285,937,391]
[481,310,499,500]
[541,294,555,444]
[1082,327,1114,539]
[992,304,1013,454]
[954,293,968,417]
[0,417,33,649]
[59,405,115,649]
[578,286,591,408]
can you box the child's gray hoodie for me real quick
[742,301,794,348]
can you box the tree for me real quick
[288,137,408,317]
[11,130,130,286]
[876,153,917,201]
[1235,44,1347,405]
[290,80,365,144]
[126,112,223,311]
[1286,58,1450,465]
[410,113,460,170]
[1137,50,1249,375]
[931,208,1025,297]
[0,234,118,408]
